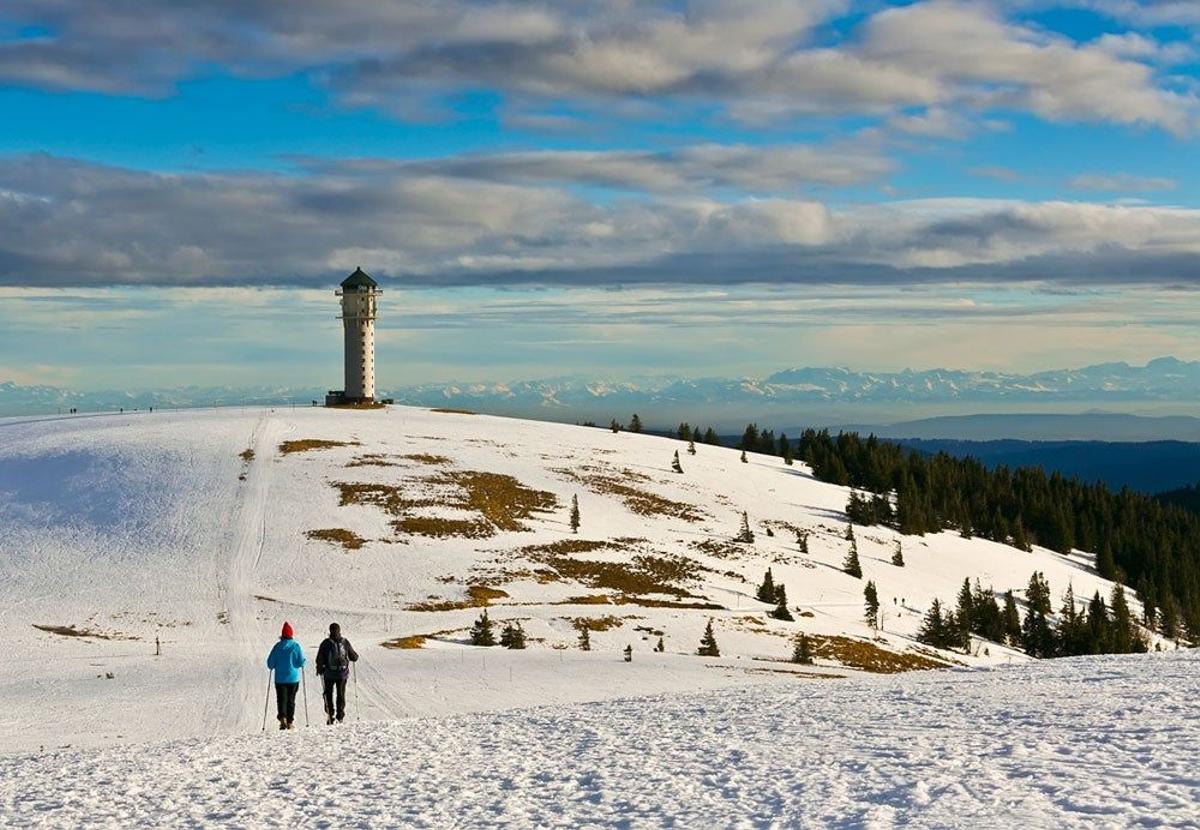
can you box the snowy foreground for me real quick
[3,651,1197,829]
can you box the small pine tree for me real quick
[1002,590,1022,645]
[792,633,814,665]
[610,419,620,433]
[843,539,862,579]
[500,621,527,649]
[917,599,948,648]
[629,414,642,433]
[569,494,580,534]
[470,610,496,646]
[736,511,755,543]
[740,449,748,464]
[845,524,855,542]
[756,568,776,604]
[864,580,880,630]
[783,444,794,466]
[654,636,665,652]
[771,584,794,621]
[687,437,696,455]
[578,625,591,651]
[623,644,633,662]
[891,541,904,567]
[697,619,720,657]
[796,530,809,554]
[672,450,683,474]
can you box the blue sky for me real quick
[0,1,1198,390]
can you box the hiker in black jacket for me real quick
[316,622,359,724]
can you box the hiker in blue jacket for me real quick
[266,621,307,730]
[316,622,359,724]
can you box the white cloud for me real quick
[1068,172,1179,191]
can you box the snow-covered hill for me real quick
[3,651,1197,828]
[0,406,1151,757]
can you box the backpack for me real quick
[327,638,349,672]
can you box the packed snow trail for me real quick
[3,651,1197,829]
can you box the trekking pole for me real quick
[301,670,310,727]
[261,668,273,732]
[353,661,360,721]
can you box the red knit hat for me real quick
[281,621,294,639]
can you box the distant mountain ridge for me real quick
[4,357,1200,417]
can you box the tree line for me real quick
[792,428,1200,643]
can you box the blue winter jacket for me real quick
[267,638,307,684]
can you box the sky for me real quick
[0,0,1198,391]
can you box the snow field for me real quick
[2,651,1197,829]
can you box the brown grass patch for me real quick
[403,453,451,466]
[239,448,255,462]
[571,615,627,632]
[280,439,359,455]
[334,482,424,515]
[557,467,702,522]
[33,624,134,641]
[407,584,509,612]
[327,401,387,410]
[306,528,366,550]
[381,635,428,649]
[443,470,557,531]
[393,516,493,538]
[623,597,725,610]
[689,539,747,560]
[431,407,477,415]
[563,594,619,605]
[346,454,400,468]
[808,635,949,674]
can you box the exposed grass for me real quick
[326,401,387,410]
[334,482,425,515]
[571,615,627,632]
[807,635,950,673]
[346,454,401,468]
[239,448,255,462]
[557,467,703,523]
[407,584,509,612]
[689,539,747,560]
[393,516,494,538]
[33,624,134,641]
[403,453,452,466]
[442,470,557,531]
[381,635,428,649]
[431,407,476,415]
[280,439,359,455]
[306,528,367,550]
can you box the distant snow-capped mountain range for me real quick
[4,358,1200,418]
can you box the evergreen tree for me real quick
[864,580,880,630]
[918,599,950,648]
[1086,591,1110,654]
[756,568,776,604]
[1056,582,1085,656]
[772,584,794,621]
[654,635,665,652]
[736,511,755,543]
[629,414,642,433]
[1002,590,1022,645]
[1109,584,1145,653]
[843,537,862,578]
[845,524,855,542]
[500,621,527,649]
[740,449,748,464]
[792,633,814,665]
[687,437,697,455]
[672,450,683,474]
[1021,604,1054,658]
[741,423,760,452]
[783,443,795,466]
[677,422,692,441]
[955,578,975,642]
[569,494,580,534]
[891,540,904,567]
[697,619,720,657]
[578,625,591,651]
[797,530,809,554]
[610,419,620,433]
[704,427,719,445]
[1026,572,1053,616]
[470,610,496,646]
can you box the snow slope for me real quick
[0,406,1153,757]
[3,651,1197,828]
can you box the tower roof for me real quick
[340,267,378,290]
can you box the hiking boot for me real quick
[278,717,287,731]
[286,721,295,730]
[327,714,335,725]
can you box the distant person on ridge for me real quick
[266,621,306,730]
[316,622,359,724]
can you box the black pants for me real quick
[323,676,348,721]
[275,682,299,723]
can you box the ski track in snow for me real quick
[2,652,1198,829]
